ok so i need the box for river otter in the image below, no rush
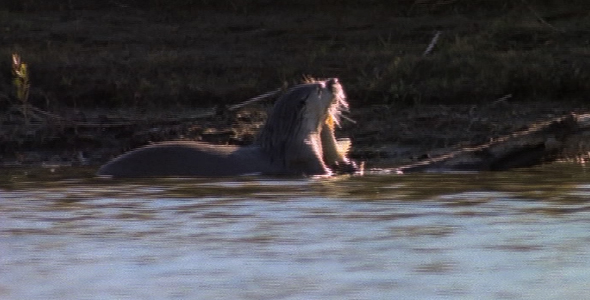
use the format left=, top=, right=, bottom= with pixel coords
left=97, top=78, right=358, bottom=177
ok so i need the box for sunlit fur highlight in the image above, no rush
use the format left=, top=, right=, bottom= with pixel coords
left=257, top=78, right=349, bottom=171
left=97, top=78, right=356, bottom=177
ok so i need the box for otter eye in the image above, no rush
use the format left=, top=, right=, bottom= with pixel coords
left=298, top=98, right=307, bottom=108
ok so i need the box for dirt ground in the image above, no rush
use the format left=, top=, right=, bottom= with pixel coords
left=1, top=3, right=589, bottom=169
left=2, top=99, right=589, bottom=170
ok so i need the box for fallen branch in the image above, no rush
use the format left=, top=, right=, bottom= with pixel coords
left=423, top=31, right=442, bottom=56
left=395, top=113, right=589, bottom=172
left=228, top=88, right=282, bottom=111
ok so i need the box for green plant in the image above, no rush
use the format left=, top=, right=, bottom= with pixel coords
left=11, top=53, right=31, bottom=124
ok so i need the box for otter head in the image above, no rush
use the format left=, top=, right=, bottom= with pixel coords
left=257, top=78, right=357, bottom=175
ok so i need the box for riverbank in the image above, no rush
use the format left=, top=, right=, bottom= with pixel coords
left=1, top=1, right=589, bottom=168
left=2, top=101, right=589, bottom=169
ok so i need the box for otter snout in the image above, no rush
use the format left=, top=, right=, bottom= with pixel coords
left=326, top=78, right=338, bottom=89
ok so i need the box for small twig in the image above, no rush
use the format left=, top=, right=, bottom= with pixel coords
left=491, top=94, right=513, bottom=106
left=228, top=88, right=282, bottom=111
left=27, top=104, right=65, bottom=120
left=520, top=0, right=563, bottom=32
left=423, top=31, right=442, bottom=56
left=8, top=104, right=44, bottom=123
left=66, top=87, right=283, bottom=126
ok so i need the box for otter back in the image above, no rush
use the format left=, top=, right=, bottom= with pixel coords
left=97, top=141, right=283, bottom=177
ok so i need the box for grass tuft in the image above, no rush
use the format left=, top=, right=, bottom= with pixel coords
left=10, top=53, right=31, bottom=123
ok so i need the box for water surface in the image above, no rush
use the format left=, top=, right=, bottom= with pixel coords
left=2, top=164, right=590, bottom=299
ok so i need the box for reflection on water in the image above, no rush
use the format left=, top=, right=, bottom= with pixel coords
left=2, top=164, right=590, bottom=299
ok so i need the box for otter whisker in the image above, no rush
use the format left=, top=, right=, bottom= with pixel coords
left=339, top=114, right=357, bottom=125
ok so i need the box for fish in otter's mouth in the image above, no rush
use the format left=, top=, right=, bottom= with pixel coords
left=325, top=78, right=349, bottom=126
left=257, top=78, right=359, bottom=175
left=320, top=79, right=358, bottom=174
left=97, top=78, right=358, bottom=177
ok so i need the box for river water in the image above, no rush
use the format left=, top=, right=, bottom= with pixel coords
left=2, top=163, right=590, bottom=299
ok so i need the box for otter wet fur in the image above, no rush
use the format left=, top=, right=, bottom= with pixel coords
left=97, top=78, right=359, bottom=177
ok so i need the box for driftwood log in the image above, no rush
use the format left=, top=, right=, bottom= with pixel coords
left=393, top=113, right=590, bottom=173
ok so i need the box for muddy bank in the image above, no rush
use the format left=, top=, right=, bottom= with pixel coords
left=1, top=2, right=589, bottom=170
left=2, top=99, right=590, bottom=170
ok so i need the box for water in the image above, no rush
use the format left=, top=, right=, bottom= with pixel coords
left=2, top=164, right=590, bottom=299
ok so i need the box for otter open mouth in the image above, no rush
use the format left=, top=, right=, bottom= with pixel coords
left=320, top=78, right=358, bottom=174
left=98, top=78, right=359, bottom=177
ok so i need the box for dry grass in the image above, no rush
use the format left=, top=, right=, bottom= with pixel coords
left=1, top=1, right=588, bottom=108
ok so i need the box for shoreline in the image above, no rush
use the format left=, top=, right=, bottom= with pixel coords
left=1, top=2, right=589, bottom=169
left=2, top=100, right=589, bottom=169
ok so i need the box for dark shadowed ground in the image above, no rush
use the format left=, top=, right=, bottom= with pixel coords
left=0, top=1, right=589, bottom=168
